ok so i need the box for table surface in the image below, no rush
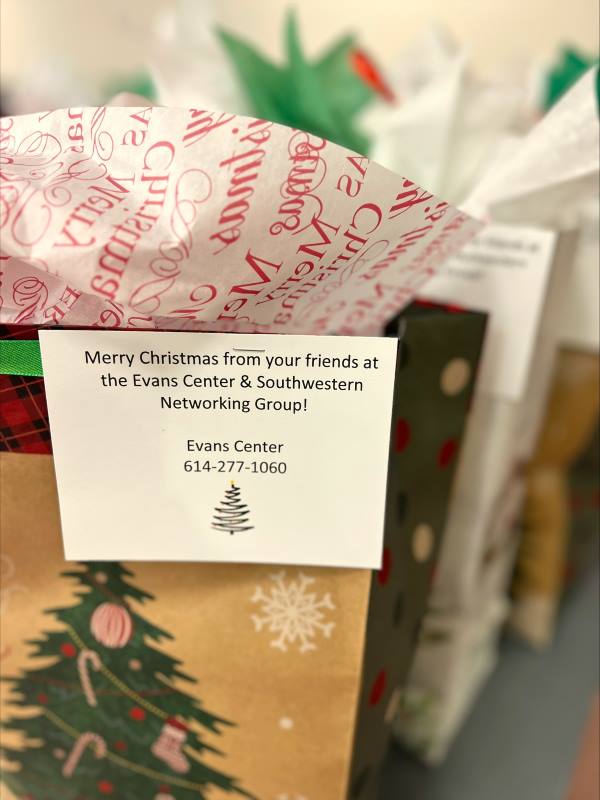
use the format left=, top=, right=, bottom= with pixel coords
left=379, top=557, right=599, bottom=800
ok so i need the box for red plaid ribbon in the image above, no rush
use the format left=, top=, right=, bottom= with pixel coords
left=0, top=326, right=52, bottom=454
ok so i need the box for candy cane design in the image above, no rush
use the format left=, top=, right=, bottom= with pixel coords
left=77, top=649, right=102, bottom=707
left=62, top=732, right=106, bottom=778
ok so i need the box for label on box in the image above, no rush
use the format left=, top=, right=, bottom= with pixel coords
left=39, top=330, right=397, bottom=568
left=420, top=223, right=557, bottom=400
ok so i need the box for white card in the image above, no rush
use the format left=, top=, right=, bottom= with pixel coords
left=39, top=330, right=397, bottom=568
left=420, top=223, right=557, bottom=400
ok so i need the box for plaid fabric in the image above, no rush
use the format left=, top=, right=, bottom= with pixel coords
left=0, top=325, right=52, bottom=454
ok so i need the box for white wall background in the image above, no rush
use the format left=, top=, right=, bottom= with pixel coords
left=1, top=0, right=598, bottom=90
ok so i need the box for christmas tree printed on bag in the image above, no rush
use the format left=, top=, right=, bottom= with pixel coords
left=0, top=563, right=253, bottom=800
left=212, top=482, right=253, bottom=536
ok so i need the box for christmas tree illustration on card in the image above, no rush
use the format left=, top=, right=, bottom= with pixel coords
left=212, top=482, right=253, bottom=536
left=0, top=563, right=252, bottom=800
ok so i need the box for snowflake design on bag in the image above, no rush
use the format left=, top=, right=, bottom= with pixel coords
left=251, top=571, right=335, bottom=653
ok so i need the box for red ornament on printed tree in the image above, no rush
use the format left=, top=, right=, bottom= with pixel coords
left=90, top=602, right=133, bottom=649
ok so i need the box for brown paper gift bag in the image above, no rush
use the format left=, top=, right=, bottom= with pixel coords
left=1, top=452, right=371, bottom=800
left=0, top=304, right=486, bottom=800
left=510, top=347, right=600, bottom=648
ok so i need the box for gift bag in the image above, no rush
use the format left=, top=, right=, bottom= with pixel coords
left=392, top=596, right=508, bottom=765
left=567, top=422, right=600, bottom=582
left=510, top=199, right=600, bottom=648
left=510, top=348, right=600, bottom=647
left=0, top=302, right=487, bottom=799
left=391, top=67, right=599, bottom=762
left=0, top=101, right=486, bottom=797
left=348, top=303, right=486, bottom=796
left=0, top=452, right=373, bottom=800
left=425, top=228, right=579, bottom=612
left=392, top=475, right=523, bottom=764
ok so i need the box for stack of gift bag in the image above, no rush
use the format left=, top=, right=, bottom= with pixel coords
left=0, top=4, right=598, bottom=797
left=364, top=35, right=599, bottom=761
left=0, top=15, right=486, bottom=800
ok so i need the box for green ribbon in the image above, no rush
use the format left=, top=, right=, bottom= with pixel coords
left=0, top=340, right=44, bottom=376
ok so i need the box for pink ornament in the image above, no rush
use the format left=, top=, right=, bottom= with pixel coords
left=90, top=603, right=133, bottom=649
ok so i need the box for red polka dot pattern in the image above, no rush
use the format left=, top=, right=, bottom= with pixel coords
left=129, top=706, right=146, bottom=721
left=60, top=642, right=77, bottom=658
left=368, top=670, right=387, bottom=706
left=114, top=740, right=127, bottom=751
left=394, top=419, right=411, bottom=453
left=36, top=693, right=48, bottom=705
left=437, top=439, right=457, bottom=468
left=377, top=548, right=392, bottom=585
left=429, top=563, right=438, bottom=590
left=98, top=780, right=114, bottom=794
